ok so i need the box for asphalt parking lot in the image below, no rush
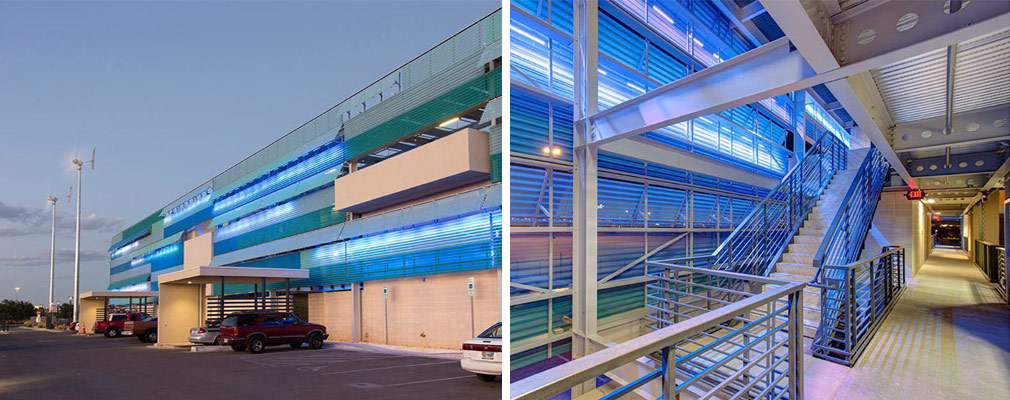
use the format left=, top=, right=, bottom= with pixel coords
left=0, top=328, right=500, bottom=399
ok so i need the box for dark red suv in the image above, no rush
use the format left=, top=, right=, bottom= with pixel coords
left=217, top=311, right=328, bottom=354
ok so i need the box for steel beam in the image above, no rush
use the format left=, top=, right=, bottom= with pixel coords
left=892, top=105, right=1010, bottom=152
left=599, top=138, right=781, bottom=189
left=907, top=150, right=1006, bottom=177
left=587, top=7, right=1008, bottom=148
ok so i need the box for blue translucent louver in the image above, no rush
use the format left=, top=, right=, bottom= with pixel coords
left=130, top=242, right=182, bottom=268
left=213, top=140, right=345, bottom=216
left=299, top=209, right=502, bottom=285
left=805, top=97, right=851, bottom=147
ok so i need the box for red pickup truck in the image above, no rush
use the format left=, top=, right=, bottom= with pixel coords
left=95, top=312, right=152, bottom=338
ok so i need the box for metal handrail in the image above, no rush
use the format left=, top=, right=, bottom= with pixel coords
left=511, top=263, right=806, bottom=400
left=657, top=130, right=847, bottom=275
left=811, top=245, right=905, bottom=366
left=809, top=146, right=893, bottom=366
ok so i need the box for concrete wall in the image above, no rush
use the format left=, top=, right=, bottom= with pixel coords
left=307, top=290, right=353, bottom=342
left=305, top=269, right=501, bottom=349
left=862, top=191, right=931, bottom=275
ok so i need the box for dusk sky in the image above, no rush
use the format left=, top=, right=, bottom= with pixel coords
left=0, top=0, right=498, bottom=305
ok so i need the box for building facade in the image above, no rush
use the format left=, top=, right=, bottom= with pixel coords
left=105, top=10, right=503, bottom=349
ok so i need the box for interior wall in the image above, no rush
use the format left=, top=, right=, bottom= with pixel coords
left=862, top=191, right=929, bottom=275
left=967, top=189, right=1005, bottom=263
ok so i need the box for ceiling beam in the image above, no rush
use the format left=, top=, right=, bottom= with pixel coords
left=961, top=158, right=1010, bottom=214
left=906, top=150, right=1006, bottom=178
left=891, top=105, right=1010, bottom=152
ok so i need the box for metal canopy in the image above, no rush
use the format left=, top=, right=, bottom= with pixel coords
left=157, top=266, right=308, bottom=286
left=79, top=290, right=158, bottom=300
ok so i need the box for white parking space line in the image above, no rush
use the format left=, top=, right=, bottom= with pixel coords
left=319, top=360, right=458, bottom=375
left=383, top=375, right=473, bottom=387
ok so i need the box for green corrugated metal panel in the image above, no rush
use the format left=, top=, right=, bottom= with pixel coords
left=112, top=210, right=162, bottom=247
left=108, top=273, right=150, bottom=290
left=345, top=72, right=493, bottom=160
left=511, top=340, right=571, bottom=371
left=487, top=67, right=502, bottom=98
left=489, top=124, right=502, bottom=155
left=213, top=206, right=346, bottom=255
left=484, top=9, right=502, bottom=44
left=490, top=153, right=502, bottom=183
left=598, top=283, right=645, bottom=319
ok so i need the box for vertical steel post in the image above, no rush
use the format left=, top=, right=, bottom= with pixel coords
left=571, top=0, right=600, bottom=396
left=662, top=346, right=678, bottom=400
left=253, top=284, right=258, bottom=311
left=262, top=278, right=267, bottom=310
left=72, top=164, right=82, bottom=324
left=47, top=196, right=57, bottom=328
left=285, top=278, right=291, bottom=313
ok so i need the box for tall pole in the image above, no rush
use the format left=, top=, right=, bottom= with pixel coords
left=72, top=159, right=83, bottom=323
left=48, top=196, right=58, bottom=327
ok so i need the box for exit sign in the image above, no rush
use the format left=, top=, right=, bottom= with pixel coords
left=905, top=189, right=924, bottom=200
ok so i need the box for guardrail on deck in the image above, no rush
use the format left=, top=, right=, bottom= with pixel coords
left=810, top=246, right=905, bottom=366
left=973, top=240, right=1007, bottom=302
left=511, top=264, right=806, bottom=400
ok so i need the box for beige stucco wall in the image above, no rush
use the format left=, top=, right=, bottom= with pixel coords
left=863, top=191, right=930, bottom=275
left=307, top=290, right=353, bottom=342
left=333, top=128, right=490, bottom=212
left=78, top=298, right=103, bottom=335
left=157, top=283, right=204, bottom=346
left=306, top=269, right=501, bottom=349
left=183, top=232, right=214, bottom=269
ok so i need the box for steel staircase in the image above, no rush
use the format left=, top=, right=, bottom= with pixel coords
left=765, top=148, right=868, bottom=337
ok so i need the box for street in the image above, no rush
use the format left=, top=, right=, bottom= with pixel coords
left=0, top=328, right=500, bottom=399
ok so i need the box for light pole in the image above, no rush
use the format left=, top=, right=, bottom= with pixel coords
left=14, top=287, right=20, bottom=302
left=47, top=195, right=58, bottom=328
left=71, top=149, right=95, bottom=324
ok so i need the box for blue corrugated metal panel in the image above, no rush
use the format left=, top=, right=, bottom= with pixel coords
left=233, top=252, right=301, bottom=269
left=163, top=206, right=213, bottom=237
left=296, top=210, right=500, bottom=287
left=210, top=170, right=339, bottom=228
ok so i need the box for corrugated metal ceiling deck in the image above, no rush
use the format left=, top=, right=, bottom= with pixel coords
left=871, top=28, right=1010, bottom=125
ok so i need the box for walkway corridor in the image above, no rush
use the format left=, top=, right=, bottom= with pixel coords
left=804, top=248, right=1010, bottom=399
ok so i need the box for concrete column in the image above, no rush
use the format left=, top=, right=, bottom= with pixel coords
left=351, top=283, right=362, bottom=342
left=157, top=282, right=203, bottom=346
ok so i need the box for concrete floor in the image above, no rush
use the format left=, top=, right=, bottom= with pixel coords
left=803, top=248, right=1010, bottom=400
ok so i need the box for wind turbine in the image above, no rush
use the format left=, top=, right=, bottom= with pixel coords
left=71, top=148, right=95, bottom=324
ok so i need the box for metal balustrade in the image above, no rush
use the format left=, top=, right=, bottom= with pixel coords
left=655, top=130, right=847, bottom=276
left=809, top=246, right=905, bottom=366
left=809, top=145, right=895, bottom=366
left=974, top=240, right=1007, bottom=302
left=511, top=264, right=805, bottom=400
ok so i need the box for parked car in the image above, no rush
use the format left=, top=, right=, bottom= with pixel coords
left=69, top=321, right=78, bottom=332
left=124, top=317, right=158, bottom=343
left=217, top=311, right=327, bottom=354
left=189, top=324, right=221, bottom=345
left=95, top=312, right=152, bottom=338
left=461, top=322, right=501, bottom=382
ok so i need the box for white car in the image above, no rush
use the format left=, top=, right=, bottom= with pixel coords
left=461, top=322, right=501, bottom=382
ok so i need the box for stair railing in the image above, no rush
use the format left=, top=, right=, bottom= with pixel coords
left=655, top=129, right=848, bottom=276
left=510, top=264, right=805, bottom=400
left=809, top=145, right=899, bottom=365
